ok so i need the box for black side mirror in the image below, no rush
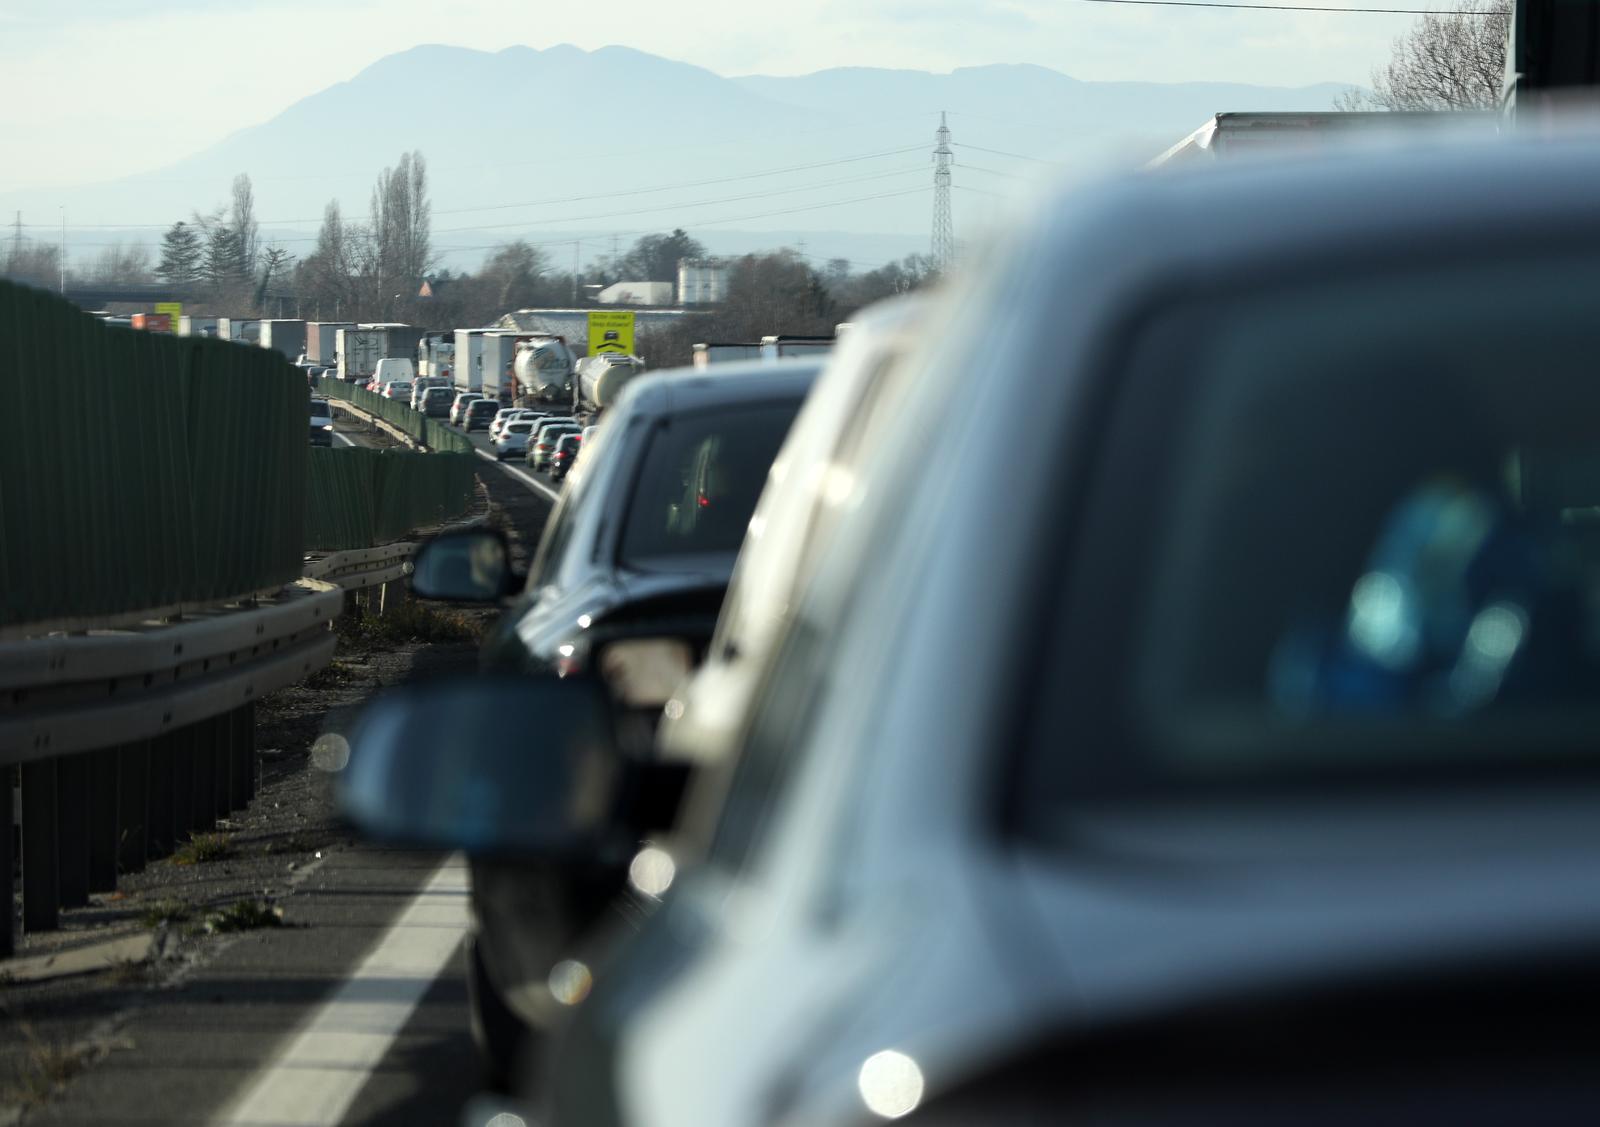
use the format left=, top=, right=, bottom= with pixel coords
left=411, top=528, right=518, bottom=602
left=338, top=674, right=624, bottom=860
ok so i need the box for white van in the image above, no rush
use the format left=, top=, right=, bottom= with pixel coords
left=372, top=357, right=416, bottom=387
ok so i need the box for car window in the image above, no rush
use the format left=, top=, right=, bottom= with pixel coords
left=1022, top=252, right=1600, bottom=812
left=508, top=423, right=533, bottom=434
left=618, top=402, right=800, bottom=569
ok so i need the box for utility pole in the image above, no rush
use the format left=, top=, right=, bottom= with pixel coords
left=931, top=111, right=955, bottom=272
left=572, top=241, right=579, bottom=304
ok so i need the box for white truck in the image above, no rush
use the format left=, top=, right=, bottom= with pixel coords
left=306, top=322, right=353, bottom=365
left=418, top=333, right=456, bottom=380
left=1149, top=111, right=1494, bottom=166
left=336, top=327, right=386, bottom=383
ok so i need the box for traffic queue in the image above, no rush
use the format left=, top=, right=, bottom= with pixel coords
left=335, top=127, right=1600, bottom=1125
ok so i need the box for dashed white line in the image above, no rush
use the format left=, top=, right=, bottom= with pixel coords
left=332, top=431, right=357, bottom=448
left=213, top=857, right=471, bottom=1127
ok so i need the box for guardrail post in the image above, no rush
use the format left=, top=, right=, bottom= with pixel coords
left=192, top=719, right=216, bottom=835
left=212, top=713, right=232, bottom=823
left=119, top=740, right=149, bottom=874
left=171, top=726, right=195, bottom=842
left=230, top=703, right=256, bottom=809
left=88, top=747, right=119, bottom=893
left=2, top=767, right=15, bottom=958
left=21, top=759, right=59, bottom=933
left=147, top=733, right=175, bottom=858
left=56, top=752, right=90, bottom=909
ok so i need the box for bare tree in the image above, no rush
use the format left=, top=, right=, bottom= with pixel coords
left=85, top=241, right=154, bottom=285
left=230, top=173, right=260, bottom=278
left=2, top=239, right=63, bottom=289
left=368, top=151, right=432, bottom=320
left=1336, top=0, right=1510, bottom=111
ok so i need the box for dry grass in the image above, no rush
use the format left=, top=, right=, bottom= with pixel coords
left=171, top=832, right=234, bottom=866
left=2, top=1025, right=99, bottom=1108
left=335, top=601, right=482, bottom=648
left=204, top=900, right=285, bottom=934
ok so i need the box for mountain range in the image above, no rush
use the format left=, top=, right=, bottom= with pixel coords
left=4, top=44, right=1353, bottom=270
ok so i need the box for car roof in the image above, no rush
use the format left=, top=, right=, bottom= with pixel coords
left=1030, top=132, right=1600, bottom=304
left=620, top=357, right=825, bottom=419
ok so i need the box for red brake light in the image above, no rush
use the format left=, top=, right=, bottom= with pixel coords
left=697, top=494, right=711, bottom=508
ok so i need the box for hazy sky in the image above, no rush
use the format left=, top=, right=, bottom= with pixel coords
left=2, top=0, right=1418, bottom=192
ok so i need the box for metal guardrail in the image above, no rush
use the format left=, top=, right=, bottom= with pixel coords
left=1, top=581, right=342, bottom=957
left=303, top=544, right=417, bottom=590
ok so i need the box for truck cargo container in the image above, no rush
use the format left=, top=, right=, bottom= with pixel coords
left=760, top=335, right=834, bottom=362
left=216, top=318, right=261, bottom=343
left=479, top=331, right=528, bottom=403
left=178, top=315, right=221, bottom=338
left=692, top=342, right=764, bottom=369
left=256, top=319, right=307, bottom=360
left=130, top=313, right=173, bottom=332
left=305, top=321, right=353, bottom=364
left=418, top=332, right=456, bottom=380
left=454, top=329, right=492, bottom=393
left=1148, top=111, right=1492, bottom=165
left=357, top=323, right=425, bottom=363
left=336, top=327, right=387, bottom=383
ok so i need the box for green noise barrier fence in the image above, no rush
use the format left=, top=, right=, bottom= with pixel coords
left=315, top=377, right=475, bottom=454
left=305, top=448, right=479, bottom=551
left=0, top=280, right=306, bottom=630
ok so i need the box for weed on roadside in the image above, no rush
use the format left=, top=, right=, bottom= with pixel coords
left=171, top=832, right=234, bottom=866
left=335, top=601, right=482, bottom=649
left=205, top=900, right=285, bottom=934
left=2, top=1025, right=99, bottom=1108
left=138, top=899, right=192, bottom=929
left=303, top=658, right=362, bottom=690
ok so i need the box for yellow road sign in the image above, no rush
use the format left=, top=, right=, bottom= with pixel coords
left=587, top=311, right=635, bottom=356
left=154, top=302, right=182, bottom=331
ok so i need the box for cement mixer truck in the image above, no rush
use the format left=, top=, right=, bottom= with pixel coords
left=512, top=336, right=577, bottom=403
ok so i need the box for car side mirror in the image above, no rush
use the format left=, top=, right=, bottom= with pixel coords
left=338, top=674, right=624, bottom=859
left=410, top=528, right=517, bottom=602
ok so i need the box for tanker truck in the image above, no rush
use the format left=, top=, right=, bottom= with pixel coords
left=512, top=336, right=577, bottom=403
left=575, top=353, right=646, bottom=415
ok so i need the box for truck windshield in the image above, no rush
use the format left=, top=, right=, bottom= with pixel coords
left=619, top=402, right=799, bottom=570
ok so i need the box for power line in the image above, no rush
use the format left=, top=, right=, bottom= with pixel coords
left=960, top=163, right=1029, bottom=180
left=44, top=146, right=931, bottom=230
left=433, top=166, right=928, bottom=235
left=951, top=143, right=1064, bottom=165
left=1068, top=0, right=1488, bottom=11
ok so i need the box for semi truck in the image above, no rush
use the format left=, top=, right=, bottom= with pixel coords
left=418, top=332, right=456, bottom=380
left=760, top=335, right=834, bottom=361
left=256, top=319, right=307, bottom=360
left=178, top=315, right=221, bottom=338
left=454, top=329, right=492, bottom=393
left=305, top=321, right=353, bottom=365
left=479, top=331, right=527, bottom=402
left=512, top=336, right=577, bottom=402
left=336, top=324, right=424, bottom=383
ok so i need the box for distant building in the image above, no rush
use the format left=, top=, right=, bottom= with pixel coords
left=677, top=258, right=728, bottom=306
left=597, top=281, right=674, bottom=306
left=494, top=307, right=709, bottom=356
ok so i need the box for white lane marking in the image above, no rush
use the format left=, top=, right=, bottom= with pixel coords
left=214, top=857, right=471, bottom=1127
left=473, top=446, right=561, bottom=502
left=332, top=431, right=356, bottom=448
